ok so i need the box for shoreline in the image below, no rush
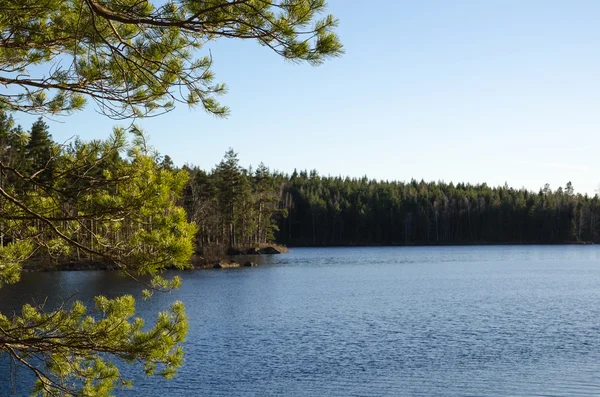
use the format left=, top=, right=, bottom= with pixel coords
left=284, top=241, right=595, bottom=248
left=21, top=245, right=288, bottom=272
left=20, top=242, right=595, bottom=272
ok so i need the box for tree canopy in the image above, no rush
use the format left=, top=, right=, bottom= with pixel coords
left=0, top=119, right=196, bottom=395
left=182, top=154, right=600, bottom=249
left=276, top=174, right=599, bottom=246
left=0, top=0, right=342, bottom=118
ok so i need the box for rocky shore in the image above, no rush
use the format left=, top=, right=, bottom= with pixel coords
left=22, top=246, right=287, bottom=272
left=195, top=245, right=285, bottom=269
left=210, top=259, right=259, bottom=269
left=225, top=246, right=284, bottom=256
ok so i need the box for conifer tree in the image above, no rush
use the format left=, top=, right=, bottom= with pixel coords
left=1, top=125, right=197, bottom=395
left=0, top=0, right=343, bottom=394
left=0, top=0, right=342, bottom=118
left=253, top=163, right=281, bottom=244
left=26, top=117, right=55, bottom=183
left=566, top=182, right=575, bottom=196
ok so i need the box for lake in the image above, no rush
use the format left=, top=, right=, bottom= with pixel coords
left=2, top=246, right=600, bottom=396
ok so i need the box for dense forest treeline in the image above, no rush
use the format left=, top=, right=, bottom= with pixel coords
left=2, top=116, right=598, bottom=265
left=277, top=175, right=598, bottom=246
left=182, top=150, right=600, bottom=248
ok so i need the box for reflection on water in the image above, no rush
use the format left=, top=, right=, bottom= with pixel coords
left=1, top=246, right=600, bottom=396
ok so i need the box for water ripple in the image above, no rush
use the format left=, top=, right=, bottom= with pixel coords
left=2, top=245, right=600, bottom=396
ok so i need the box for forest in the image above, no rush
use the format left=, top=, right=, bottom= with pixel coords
left=0, top=114, right=196, bottom=273
left=2, top=116, right=598, bottom=267
left=275, top=173, right=598, bottom=246
left=184, top=151, right=599, bottom=248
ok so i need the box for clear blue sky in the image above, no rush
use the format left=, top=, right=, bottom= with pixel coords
left=12, top=0, right=600, bottom=195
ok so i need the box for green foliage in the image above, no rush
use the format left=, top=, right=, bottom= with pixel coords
left=277, top=175, right=600, bottom=245
left=180, top=156, right=600, bottom=249
left=0, top=239, right=32, bottom=287
left=26, top=117, right=55, bottom=183
left=1, top=296, right=187, bottom=396
left=0, top=117, right=197, bottom=395
left=0, top=0, right=342, bottom=118
left=181, top=152, right=597, bottom=249
left=0, top=1, right=343, bottom=394
left=0, top=125, right=197, bottom=279
left=183, top=148, right=285, bottom=250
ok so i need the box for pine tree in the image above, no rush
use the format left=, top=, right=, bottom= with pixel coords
left=26, top=117, right=55, bottom=183
left=0, top=1, right=343, bottom=393
left=253, top=163, right=281, bottom=245
left=0, top=0, right=342, bottom=118
left=0, top=127, right=197, bottom=395
left=566, top=181, right=575, bottom=196
left=214, top=149, right=243, bottom=248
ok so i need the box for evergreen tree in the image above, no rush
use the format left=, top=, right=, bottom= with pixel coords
left=214, top=148, right=243, bottom=248
left=0, top=0, right=342, bottom=118
left=160, top=155, right=175, bottom=171
left=0, top=126, right=196, bottom=395
left=26, top=117, right=55, bottom=183
left=566, top=181, right=575, bottom=196
left=253, top=163, right=282, bottom=245
left=0, top=0, right=342, bottom=393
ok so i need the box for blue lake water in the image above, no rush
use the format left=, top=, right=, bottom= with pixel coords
left=2, top=246, right=600, bottom=396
